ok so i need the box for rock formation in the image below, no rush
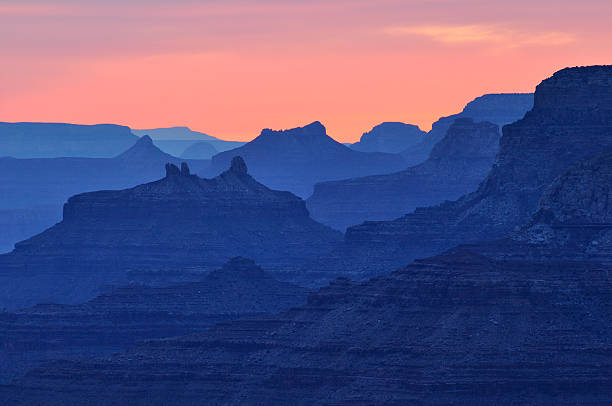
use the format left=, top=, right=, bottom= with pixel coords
left=207, top=121, right=407, bottom=197
left=0, top=122, right=137, bottom=158
left=0, top=257, right=307, bottom=382
left=0, top=136, right=210, bottom=252
left=3, top=251, right=609, bottom=405
left=0, top=157, right=341, bottom=309
left=349, top=122, right=426, bottom=153
left=469, top=147, right=612, bottom=263
left=400, top=93, right=534, bottom=166
left=307, top=119, right=500, bottom=230
left=296, top=66, right=612, bottom=284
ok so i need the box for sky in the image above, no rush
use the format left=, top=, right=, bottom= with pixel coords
left=1, top=0, right=611, bottom=142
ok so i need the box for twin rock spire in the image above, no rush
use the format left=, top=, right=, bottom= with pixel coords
left=165, top=156, right=247, bottom=178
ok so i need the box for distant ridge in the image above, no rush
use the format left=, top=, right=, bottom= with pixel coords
left=133, top=126, right=245, bottom=156
left=350, top=122, right=427, bottom=153
left=208, top=121, right=407, bottom=197
left=0, top=122, right=138, bottom=158
left=400, top=93, right=534, bottom=166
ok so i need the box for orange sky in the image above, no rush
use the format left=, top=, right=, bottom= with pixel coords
left=1, top=0, right=611, bottom=142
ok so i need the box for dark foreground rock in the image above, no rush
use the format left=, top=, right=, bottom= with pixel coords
left=0, top=257, right=307, bottom=383
left=307, top=119, right=500, bottom=230
left=0, top=157, right=340, bottom=309
left=2, top=251, right=610, bottom=405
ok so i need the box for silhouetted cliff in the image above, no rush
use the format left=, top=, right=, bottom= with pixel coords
left=307, top=119, right=500, bottom=230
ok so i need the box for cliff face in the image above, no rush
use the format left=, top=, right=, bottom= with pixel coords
left=4, top=252, right=610, bottom=405
left=0, top=257, right=308, bottom=383
left=0, top=157, right=341, bottom=309
left=469, top=147, right=612, bottom=263
left=0, top=122, right=137, bottom=158
left=207, top=121, right=407, bottom=197
left=349, top=122, right=426, bottom=153
left=400, top=93, right=534, bottom=165
left=298, top=66, right=612, bottom=284
left=307, top=119, right=500, bottom=230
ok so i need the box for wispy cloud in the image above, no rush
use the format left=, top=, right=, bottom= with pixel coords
left=384, top=24, right=576, bottom=47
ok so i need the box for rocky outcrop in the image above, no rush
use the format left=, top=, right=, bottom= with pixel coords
left=3, top=251, right=610, bottom=405
left=307, top=119, right=500, bottom=230
left=298, top=66, right=612, bottom=284
left=207, top=121, right=407, bottom=197
left=0, top=257, right=308, bottom=383
left=349, top=122, right=427, bottom=153
left=0, top=122, right=137, bottom=158
left=0, top=157, right=341, bottom=309
left=400, top=93, right=534, bottom=165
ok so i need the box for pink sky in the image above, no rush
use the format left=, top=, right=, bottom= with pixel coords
left=1, top=0, right=611, bottom=142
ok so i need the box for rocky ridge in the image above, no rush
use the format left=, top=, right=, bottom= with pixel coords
left=0, top=157, right=341, bottom=308
left=2, top=251, right=610, bottom=405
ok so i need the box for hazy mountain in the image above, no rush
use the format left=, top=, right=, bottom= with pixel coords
left=180, top=141, right=218, bottom=159
left=0, top=122, right=137, bottom=158
left=0, top=157, right=340, bottom=309
left=207, top=121, right=407, bottom=197
left=307, top=118, right=501, bottom=230
left=349, top=122, right=426, bottom=153
left=132, top=126, right=244, bottom=156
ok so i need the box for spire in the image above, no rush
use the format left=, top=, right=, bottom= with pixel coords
left=230, top=156, right=248, bottom=175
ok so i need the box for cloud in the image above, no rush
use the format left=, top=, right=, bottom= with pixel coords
left=384, top=24, right=575, bottom=47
